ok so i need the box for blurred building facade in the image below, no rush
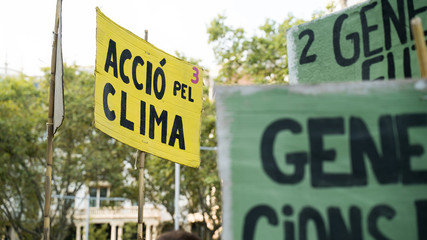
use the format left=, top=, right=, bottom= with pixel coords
left=72, top=181, right=175, bottom=240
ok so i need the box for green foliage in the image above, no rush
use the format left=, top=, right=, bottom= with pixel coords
left=89, top=223, right=110, bottom=240
left=207, top=15, right=247, bottom=84
left=181, top=98, right=220, bottom=240
left=0, top=65, right=132, bottom=239
left=0, top=76, right=45, bottom=239
left=207, top=14, right=303, bottom=84
left=145, top=155, right=176, bottom=216
left=207, top=3, right=335, bottom=84
left=311, top=1, right=337, bottom=20
left=47, top=65, right=132, bottom=239
left=123, top=222, right=138, bottom=240
left=52, top=65, right=131, bottom=192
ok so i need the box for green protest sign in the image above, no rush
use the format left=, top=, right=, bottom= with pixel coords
left=287, top=0, right=427, bottom=83
left=216, top=80, right=427, bottom=240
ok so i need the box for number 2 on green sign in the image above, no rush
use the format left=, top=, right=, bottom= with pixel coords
left=299, top=29, right=317, bottom=65
left=191, top=67, right=199, bottom=84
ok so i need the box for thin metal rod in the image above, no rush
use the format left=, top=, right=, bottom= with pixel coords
left=43, top=0, right=62, bottom=239
left=411, top=17, right=427, bottom=78
left=200, top=146, right=217, bottom=151
left=85, top=196, right=90, bottom=240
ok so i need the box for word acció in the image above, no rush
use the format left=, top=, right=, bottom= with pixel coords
left=104, top=39, right=198, bottom=102
left=101, top=38, right=194, bottom=150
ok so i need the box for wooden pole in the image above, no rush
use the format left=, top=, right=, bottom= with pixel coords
left=43, top=0, right=62, bottom=239
left=411, top=17, right=427, bottom=78
left=137, top=150, right=146, bottom=240
left=174, top=163, right=180, bottom=230
left=137, top=29, right=149, bottom=240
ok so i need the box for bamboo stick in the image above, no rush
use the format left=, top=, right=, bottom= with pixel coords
left=43, top=0, right=62, bottom=239
left=411, top=17, right=427, bottom=78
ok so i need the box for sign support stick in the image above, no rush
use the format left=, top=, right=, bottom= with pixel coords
left=43, top=0, right=62, bottom=239
left=137, top=30, right=149, bottom=240
left=174, top=163, right=180, bottom=230
left=411, top=17, right=427, bottom=78
left=137, top=150, right=146, bottom=240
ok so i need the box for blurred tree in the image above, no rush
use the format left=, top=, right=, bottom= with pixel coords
left=88, top=223, right=110, bottom=240
left=0, top=75, right=45, bottom=239
left=180, top=97, right=220, bottom=240
left=122, top=222, right=138, bottom=240
left=0, top=65, right=133, bottom=239
left=207, top=14, right=304, bottom=84
left=207, top=3, right=335, bottom=84
left=48, top=65, right=132, bottom=240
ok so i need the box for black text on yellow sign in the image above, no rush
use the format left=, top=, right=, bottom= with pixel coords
left=94, top=8, right=203, bottom=167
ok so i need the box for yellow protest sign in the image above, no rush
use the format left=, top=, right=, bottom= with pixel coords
left=95, top=8, right=203, bottom=167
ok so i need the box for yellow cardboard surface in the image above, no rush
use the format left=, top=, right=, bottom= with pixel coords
left=95, top=8, right=203, bottom=167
